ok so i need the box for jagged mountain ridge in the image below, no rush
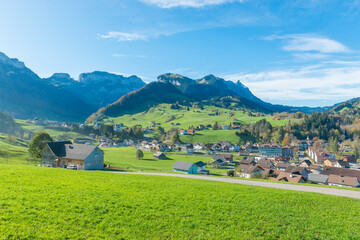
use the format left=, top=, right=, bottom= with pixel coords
left=0, top=52, right=96, bottom=122
left=0, top=52, right=146, bottom=121
left=44, top=71, right=145, bottom=107
left=157, top=73, right=263, bottom=104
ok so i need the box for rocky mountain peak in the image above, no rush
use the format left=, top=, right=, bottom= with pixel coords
left=0, top=52, right=26, bottom=69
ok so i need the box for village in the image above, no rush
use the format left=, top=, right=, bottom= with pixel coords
left=39, top=121, right=360, bottom=188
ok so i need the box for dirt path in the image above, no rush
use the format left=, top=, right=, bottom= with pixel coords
left=111, top=172, right=360, bottom=199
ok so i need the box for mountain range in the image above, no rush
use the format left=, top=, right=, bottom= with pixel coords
left=0, top=51, right=343, bottom=123
left=0, top=52, right=145, bottom=121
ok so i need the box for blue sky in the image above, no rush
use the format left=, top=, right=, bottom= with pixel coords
left=1, top=0, right=360, bottom=107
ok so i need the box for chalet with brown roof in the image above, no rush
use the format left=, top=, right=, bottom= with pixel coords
left=223, top=154, right=234, bottom=162
left=239, top=165, right=264, bottom=178
left=239, top=157, right=254, bottom=165
left=327, top=174, right=360, bottom=187
left=284, top=165, right=309, bottom=180
left=324, top=158, right=338, bottom=167
left=342, top=154, right=357, bottom=163
left=299, top=160, right=312, bottom=167
left=275, top=162, right=290, bottom=170
left=334, top=160, right=350, bottom=168
left=275, top=172, right=306, bottom=183
left=257, top=159, right=275, bottom=169
left=274, top=156, right=290, bottom=163
left=320, top=167, right=360, bottom=182
left=307, top=164, right=322, bottom=173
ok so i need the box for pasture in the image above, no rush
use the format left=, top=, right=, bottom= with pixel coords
left=101, top=104, right=292, bottom=131
left=1, top=164, right=360, bottom=239
left=103, top=147, right=229, bottom=175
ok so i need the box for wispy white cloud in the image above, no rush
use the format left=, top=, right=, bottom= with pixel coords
left=224, top=62, right=360, bottom=106
left=99, top=32, right=148, bottom=41
left=265, top=34, right=350, bottom=54
left=139, top=0, right=244, bottom=8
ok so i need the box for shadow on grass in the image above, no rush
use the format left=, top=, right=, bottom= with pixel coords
left=102, top=168, right=129, bottom=172
left=139, top=158, right=158, bottom=161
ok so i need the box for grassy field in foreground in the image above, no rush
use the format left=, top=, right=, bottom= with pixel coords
left=101, top=104, right=292, bottom=131
left=1, top=164, right=360, bottom=239
left=103, top=147, right=229, bottom=175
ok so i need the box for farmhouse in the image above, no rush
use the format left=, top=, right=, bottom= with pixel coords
left=41, top=141, right=104, bottom=170
left=172, top=161, right=198, bottom=174
left=212, top=155, right=226, bottom=168
left=153, top=152, right=167, bottom=160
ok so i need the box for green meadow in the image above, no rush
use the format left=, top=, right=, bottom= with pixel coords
left=103, top=147, right=229, bottom=175
left=101, top=104, right=291, bottom=131
left=0, top=137, right=29, bottom=165
left=1, top=164, right=360, bottom=239
left=180, top=129, right=244, bottom=144
left=16, top=119, right=88, bottom=140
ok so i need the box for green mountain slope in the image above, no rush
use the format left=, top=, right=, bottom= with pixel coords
left=87, top=82, right=190, bottom=122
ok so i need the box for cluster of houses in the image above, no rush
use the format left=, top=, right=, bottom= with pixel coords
left=178, top=123, right=241, bottom=135
left=233, top=155, right=360, bottom=187
left=171, top=154, right=233, bottom=175
left=32, top=118, right=73, bottom=129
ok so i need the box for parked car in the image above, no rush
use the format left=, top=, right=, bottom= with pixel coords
left=67, top=165, right=77, bottom=170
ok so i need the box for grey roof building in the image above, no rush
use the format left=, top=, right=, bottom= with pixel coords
left=172, top=161, right=199, bottom=174
left=42, top=141, right=104, bottom=170
left=308, top=173, right=329, bottom=184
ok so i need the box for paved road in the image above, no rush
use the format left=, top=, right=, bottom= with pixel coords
left=111, top=172, right=360, bottom=199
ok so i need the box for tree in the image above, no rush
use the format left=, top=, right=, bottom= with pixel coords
left=294, top=150, right=299, bottom=160
left=227, top=170, right=235, bottom=177
left=171, top=130, right=180, bottom=144
left=28, top=132, right=53, bottom=161
left=213, top=122, right=220, bottom=130
left=329, top=136, right=339, bottom=154
left=136, top=149, right=144, bottom=160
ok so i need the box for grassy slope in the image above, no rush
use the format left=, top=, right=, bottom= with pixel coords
left=103, top=147, right=228, bottom=175
left=101, top=104, right=291, bottom=130
left=16, top=119, right=87, bottom=140
left=0, top=137, right=29, bottom=165
left=1, top=164, right=360, bottom=239
left=180, top=129, right=242, bottom=144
